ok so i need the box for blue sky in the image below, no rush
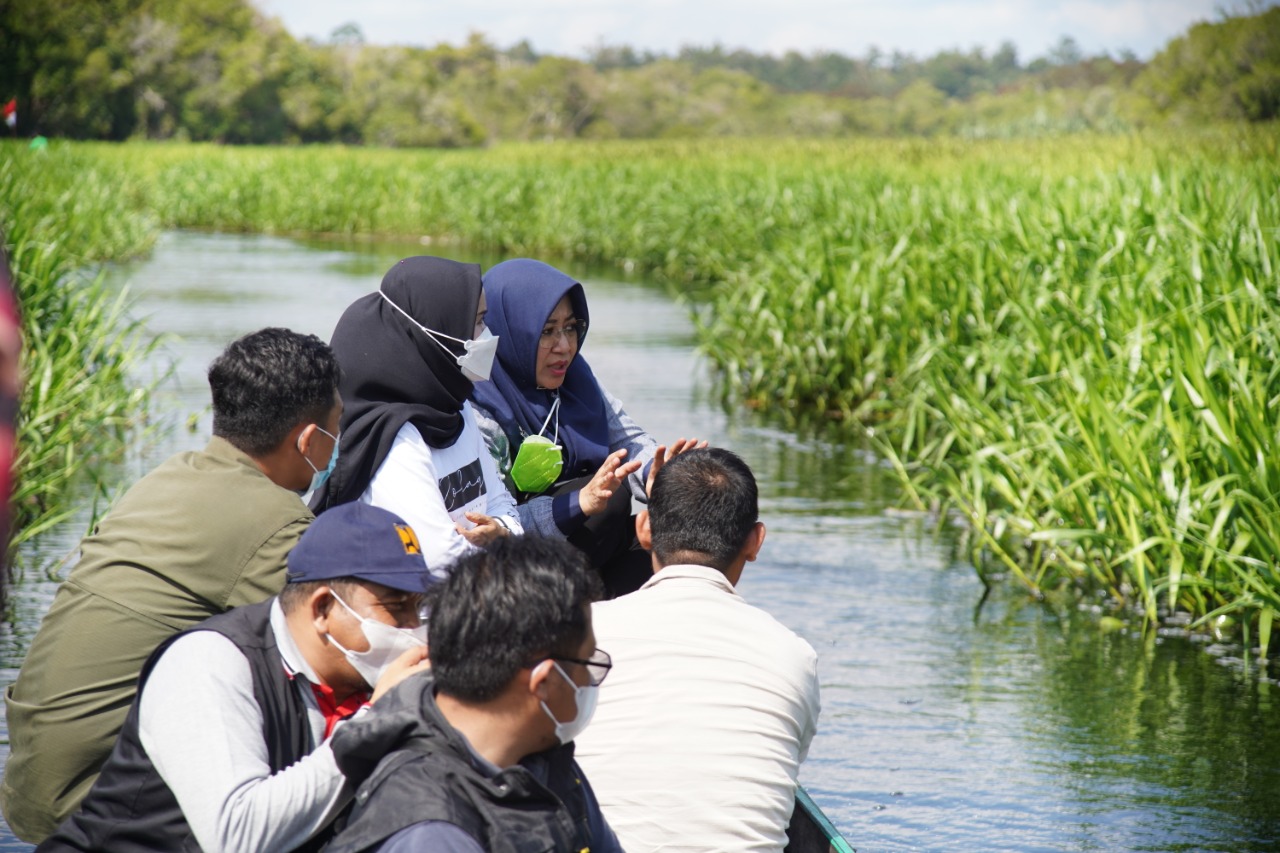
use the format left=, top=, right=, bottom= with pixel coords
left=252, top=0, right=1264, bottom=62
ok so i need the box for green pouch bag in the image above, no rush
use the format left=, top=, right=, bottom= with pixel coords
left=510, top=435, right=564, bottom=494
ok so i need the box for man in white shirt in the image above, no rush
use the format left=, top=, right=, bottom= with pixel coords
left=574, top=447, right=821, bottom=853
left=38, top=502, right=434, bottom=853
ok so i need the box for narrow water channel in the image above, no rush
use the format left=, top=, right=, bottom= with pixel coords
left=3, top=231, right=1279, bottom=851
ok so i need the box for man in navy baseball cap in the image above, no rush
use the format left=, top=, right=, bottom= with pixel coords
left=288, top=501, right=434, bottom=593
left=42, top=502, right=434, bottom=853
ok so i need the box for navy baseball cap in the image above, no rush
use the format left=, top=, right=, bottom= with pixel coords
left=287, top=502, right=432, bottom=593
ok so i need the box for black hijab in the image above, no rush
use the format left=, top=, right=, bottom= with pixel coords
left=312, top=256, right=482, bottom=512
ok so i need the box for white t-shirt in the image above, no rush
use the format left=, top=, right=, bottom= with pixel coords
left=362, top=402, right=522, bottom=578
left=574, top=564, right=821, bottom=853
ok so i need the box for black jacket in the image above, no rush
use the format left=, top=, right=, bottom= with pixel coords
left=324, top=676, right=600, bottom=853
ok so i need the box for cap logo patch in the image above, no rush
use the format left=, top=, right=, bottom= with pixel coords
left=394, top=523, right=421, bottom=555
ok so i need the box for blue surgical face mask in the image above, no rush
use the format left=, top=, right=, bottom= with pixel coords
left=299, top=426, right=340, bottom=493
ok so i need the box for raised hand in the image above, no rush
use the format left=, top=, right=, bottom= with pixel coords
left=645, top=438, right=708, bottom=498
left=370, top=644, right=431, bottom=704
left=580, top=449, right=644, bottom=516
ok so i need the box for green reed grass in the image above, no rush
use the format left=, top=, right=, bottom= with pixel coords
left=10, top=130, right=1279, bottom=652
left=701, top=130, right=1280, bottom=652
left=0, top=143, right=159, bottom=555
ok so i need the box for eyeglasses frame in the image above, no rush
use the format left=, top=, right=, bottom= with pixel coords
left=537, top=319, right=588, bottom=350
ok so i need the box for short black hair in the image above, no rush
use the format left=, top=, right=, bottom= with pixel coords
left=648, top=447, right=758, bottom=572
left=278, top=577, right=358, bottom=615
left=427, top=535, right=601, bottom=703
left=208, top=328, right=341, bottom=456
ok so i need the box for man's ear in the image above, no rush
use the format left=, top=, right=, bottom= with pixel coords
left=743, top=521, right=766, bottom=563
left=636, top=510, right=652, bottom=551
left=293, top=422, right=319, bottom=456
left=528, top=659, right=555, bottom=701
left=310, top=586, right=335, bottom=634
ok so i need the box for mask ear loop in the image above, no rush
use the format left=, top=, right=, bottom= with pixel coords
left=538, top=394, right=561, bottom=446
left=379, top=289, right=468, bottom=364
left=530, top=658, right=553, bottom=694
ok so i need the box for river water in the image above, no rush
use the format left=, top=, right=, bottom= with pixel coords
left=3, top=231, right=1279, bottom=851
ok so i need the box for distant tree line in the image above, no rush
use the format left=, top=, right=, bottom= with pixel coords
left=2, top=0, right=1276, bottom=147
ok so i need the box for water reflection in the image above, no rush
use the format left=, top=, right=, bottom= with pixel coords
left=1026, top=609, right=1280, bottom=851
left=1, top=232, right=1277, bottom=852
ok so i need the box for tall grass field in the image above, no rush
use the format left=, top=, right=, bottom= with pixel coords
left=5, top=129, right=1277, bottom=652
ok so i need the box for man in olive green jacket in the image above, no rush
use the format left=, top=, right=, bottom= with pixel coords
left=2, top=327, right=343, bottom=843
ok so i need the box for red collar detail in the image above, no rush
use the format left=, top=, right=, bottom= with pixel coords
left=309, top=681, right=369, bottom=739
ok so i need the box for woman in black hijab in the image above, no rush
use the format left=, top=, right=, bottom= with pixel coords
left=312, top=256, right=520, bottom=576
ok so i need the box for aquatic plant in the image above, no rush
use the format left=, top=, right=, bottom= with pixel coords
left=10, top=130, right=1279, bottom=651
left=701, top=129, right=1280, bottom=653
left=0, top=143, right=158, bottom=554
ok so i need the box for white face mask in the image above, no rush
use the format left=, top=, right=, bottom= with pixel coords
left=539, top=661, right=599, bottom=744
left=327, top=591, right=427, bottom=690
left=379, top=289, right=499, bottom=382
left=457, top=327, right=498, bottom=382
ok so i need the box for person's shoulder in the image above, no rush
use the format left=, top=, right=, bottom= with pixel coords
left=203, top=449, right=314, bottom=523
left=97, top=443, right=307, bottom=527
left=145, top=628, right=251, bottom=691
left=459, top=402, right=487, bottom=439
left=162, top=627, right=246, bottom=660
left=383, top=421, right=432, bottom=458
left=590, top=588, right=650, bottom=619
left=468, top=384, right=516, bottom=426
left=166, top=440, right=275, bottom=490
left=599, top=384, right=622, bottom=406
left=107, top=446, right=207, bottom=496
left=588, top=586, right=672, bottom=644
left=392, top=420, right=428, bottom=444
left=731, top=595, right=819, bottom=658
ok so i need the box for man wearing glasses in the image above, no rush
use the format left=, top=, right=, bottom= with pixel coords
left=323, top=534, right=623, bottom=853
left=575, top=447, right=822, bottom=852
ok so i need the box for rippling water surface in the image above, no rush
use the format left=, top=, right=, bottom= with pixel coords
left=3, top=232, right=1279, bottom=851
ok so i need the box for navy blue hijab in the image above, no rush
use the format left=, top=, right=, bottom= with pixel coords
left=471, top=259, right=610, bottom=483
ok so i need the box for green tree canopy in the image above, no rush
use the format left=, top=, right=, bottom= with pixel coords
left=1, top=0, right=1272, bottom=146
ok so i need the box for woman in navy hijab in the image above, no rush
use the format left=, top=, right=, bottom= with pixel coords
left=472, top=259, right=702, bottom=597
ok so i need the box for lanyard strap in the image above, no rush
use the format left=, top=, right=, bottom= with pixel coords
left=538, top=394, right=561, bottom=445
